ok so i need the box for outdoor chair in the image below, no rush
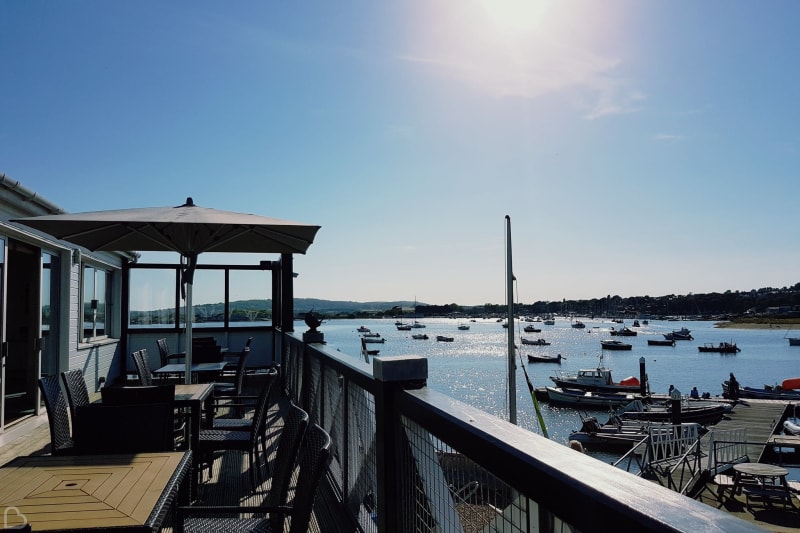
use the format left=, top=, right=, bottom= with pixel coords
left=60, top=369, right=91, bottom=426
left=157, top=337, right=185, bottom=366
left=132, top=349, right=155, bottom=386
left=210, top=370, right=278, bottom=465
left=37, top=375, right=75, bottom=455
left=197, top=378, right=283, bottom=492
left=73, top=402, right=176, bottom=454
left=156, top=338, right=185, bottom=382
left=213, top=346, right=251, bottom=405
left=177, top=422, right=331, bottom=533
left=222, top=337, right=253, bottom=372
left=101, top=383, right=189, bottom=449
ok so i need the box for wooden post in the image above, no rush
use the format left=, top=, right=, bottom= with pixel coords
left=373, top=355, right=428, bottom=532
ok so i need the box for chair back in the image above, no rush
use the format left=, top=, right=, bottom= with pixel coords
left=229, top=348, right=251, bottom=396
left=132, top=349, right=154, bottom=386
left=37, top=375, right=74, bottom=455
left=281, top=424, right=332, bottom=533
left=266, top=404, right=309, bottom=508
left=156, top=338, right=170, bottom=367
left=101, top=384, right=176, bottom=405
left=60, top=369, right=90, bottom=424
left=73, top=402, right=175, bottom=453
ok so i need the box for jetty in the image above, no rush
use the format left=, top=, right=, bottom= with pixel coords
left=699, top=399, right=789, bottom=462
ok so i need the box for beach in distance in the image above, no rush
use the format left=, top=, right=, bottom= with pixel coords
left=316, top=316, right=800, bottom=455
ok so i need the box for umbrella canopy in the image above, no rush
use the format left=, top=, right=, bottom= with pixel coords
left=13, top=198, right=321, bottom=382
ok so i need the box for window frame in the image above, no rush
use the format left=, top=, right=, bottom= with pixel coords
left=81, top=262, right=114, bottom=343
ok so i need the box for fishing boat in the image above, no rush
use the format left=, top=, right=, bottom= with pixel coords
left=698, top=342, right=740, bottom=353
left=527, top=353, right=563, bottom=364
left=521, top=338, right=550, bottom=346
left=544, top=387, right=643, bottom=408
left=600, top=340, right=632, bottom=351
left=647, top=339, right=675, bottom=346
left=550, top=356, right=643, bottom=393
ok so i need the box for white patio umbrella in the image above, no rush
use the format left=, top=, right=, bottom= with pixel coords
left=13, top=198, right=320, bottom=383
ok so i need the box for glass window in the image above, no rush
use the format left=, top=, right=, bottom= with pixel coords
left=82, top=264, right=112, bottom=341
left=190, top=269, right=224, bottom=327
left=129, top=268, right=178, bottom=328
left=229, top=270, right=271, bottom=327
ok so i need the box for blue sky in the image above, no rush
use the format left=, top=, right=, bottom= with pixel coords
left=2, top=1, right=798, bottom=306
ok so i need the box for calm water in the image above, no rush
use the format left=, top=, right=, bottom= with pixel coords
left=310, top=317, right=799, bottom=456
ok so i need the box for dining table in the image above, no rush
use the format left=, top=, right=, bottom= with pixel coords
left=0, top=451, right=191, bottom=532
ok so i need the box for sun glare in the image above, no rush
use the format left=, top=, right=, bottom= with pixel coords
left=477, top=0, right=553, bottom=33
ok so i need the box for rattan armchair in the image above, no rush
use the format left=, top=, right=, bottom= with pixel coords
left=177, top=422, right=331, bottom=533
left=37, top=375, right=75, bottom=455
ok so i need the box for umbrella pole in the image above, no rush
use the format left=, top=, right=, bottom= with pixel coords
left=185, top=282, right=193, bottom=384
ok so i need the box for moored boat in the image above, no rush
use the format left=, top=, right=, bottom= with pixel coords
left=436, top=335, right=454, bottom=342
left=615, top=399, right=731, bottom=426
left=362, top=336, right=386, bottom=344
left=722, top=381, right=800, bottom=400
left=521, top=337, right=550, bottom=346
left=527, top=353, right=563, bottom=364
left=523, top=325, right=541, bottom=333
left=600, top=339, right=632, bottom=350
left=357, top=326, right=370, bottom=333
left=609, top=327, right=637, bottom=337
left=550, top=356, right=643, bottom=393
left=544, top=387, right=642, bottom=408
left=663, top=327, right=693, bottom=340
left=411, top=333, right=429, bottom=340
left=648, top=339, right=675, bottom=346
left=571, top=320, right=586, bottom=329
left=698, top=342, right=740, bottom=353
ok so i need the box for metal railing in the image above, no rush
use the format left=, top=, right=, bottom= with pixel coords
left=280, top=332, right=764, bottom=533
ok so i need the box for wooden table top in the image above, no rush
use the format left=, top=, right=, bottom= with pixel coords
left=0, top=451, right=190, bottom=531
left=733, top=462, right=789, bottom=478
left=174, top=383, right=214, bottom=402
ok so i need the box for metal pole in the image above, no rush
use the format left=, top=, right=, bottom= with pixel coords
left=506, top=215, right=516, bottom=424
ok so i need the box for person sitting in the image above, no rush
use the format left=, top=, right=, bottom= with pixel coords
left=690, top=386, right=700, bottom=399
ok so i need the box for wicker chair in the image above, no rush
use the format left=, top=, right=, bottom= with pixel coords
left=73, top=402, right=176, bottom=454
left=37, top=375, right=75, bottom=455
left=60, top=369, right=91, bottom=425
left=197, top=379, right=279, bottom=492
left=132, top=349, right=155, bottom=386
left=177, top=422, right=331, bottom=533
left=100, top=384, right=189, bottom=449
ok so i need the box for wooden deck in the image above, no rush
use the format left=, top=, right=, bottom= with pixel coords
left=698, top=399, right=789, bottom=462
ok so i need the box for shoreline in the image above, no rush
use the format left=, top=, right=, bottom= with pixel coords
left=715, top=320, right=800, bottom=330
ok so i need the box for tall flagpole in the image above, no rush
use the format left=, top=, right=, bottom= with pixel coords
left=506, top=215, right=516, bottom=424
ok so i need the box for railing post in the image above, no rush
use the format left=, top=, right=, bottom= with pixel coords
left=373, top=355, right=427, bottom=533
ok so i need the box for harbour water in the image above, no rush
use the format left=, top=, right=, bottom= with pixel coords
left=312, top=317, right=799, bottom=458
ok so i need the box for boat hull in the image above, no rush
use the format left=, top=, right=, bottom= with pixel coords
left=648, top=339, right=675, bottom=346
left=601, top=341, right=632, bottom=350
left=544, top=387, right=642, bottom=408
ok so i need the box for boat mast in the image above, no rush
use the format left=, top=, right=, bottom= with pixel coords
left=506, top=215, right=516, bottom=424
